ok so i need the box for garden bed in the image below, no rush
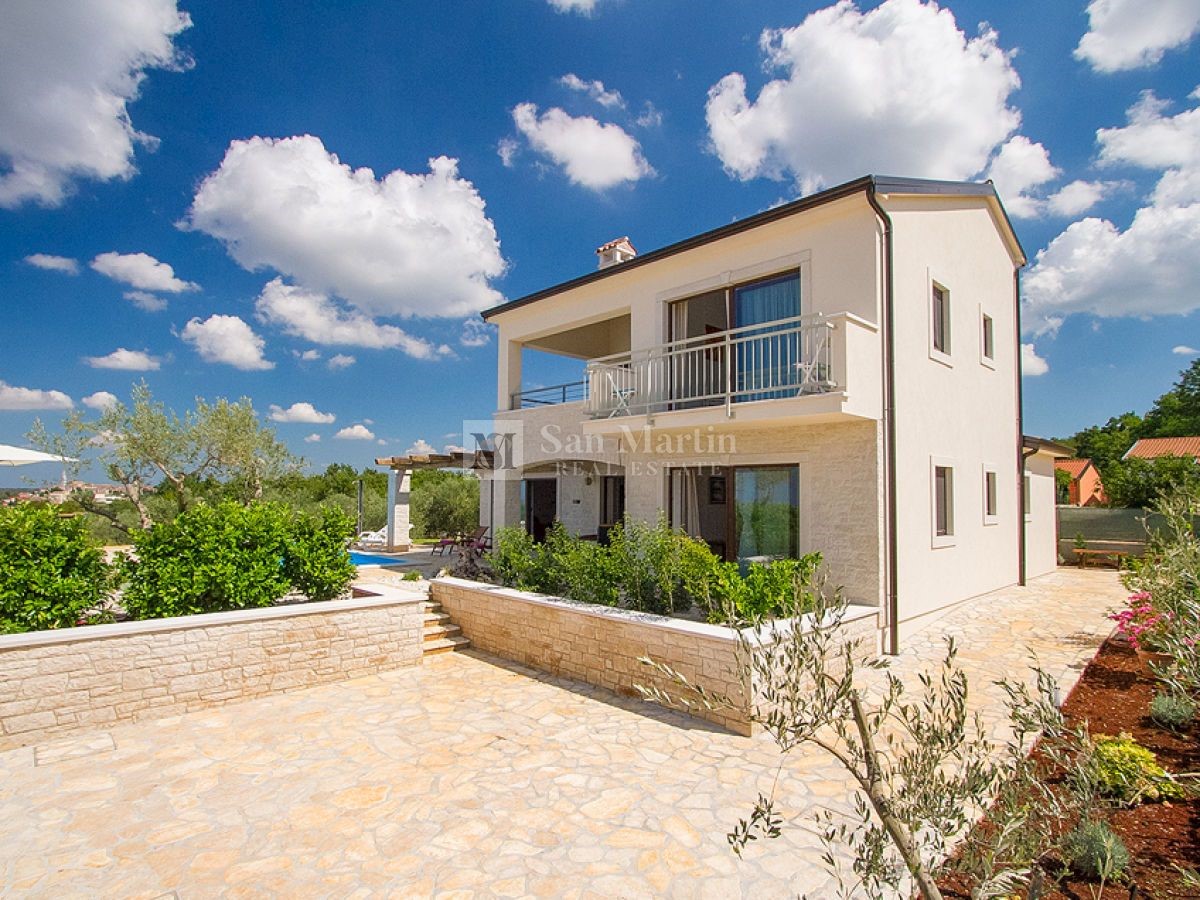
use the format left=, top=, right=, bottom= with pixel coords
left=939, top=636, right=1199, bottom=899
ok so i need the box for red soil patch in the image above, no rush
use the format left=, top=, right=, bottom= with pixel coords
left=941, top=638, right=1199, bottom=899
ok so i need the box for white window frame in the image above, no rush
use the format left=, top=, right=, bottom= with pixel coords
left=982, top=464, right=999, bottom=526
left=1023, top=474, right=1033, bottom=522
left=929, top=277, right=952, bottom=367
left=980, top=307, right=996, bottom=370
left=930, top=457, right=956, bottom=548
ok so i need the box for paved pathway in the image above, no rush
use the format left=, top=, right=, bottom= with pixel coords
left=0, top=569, right=1126, bottom=898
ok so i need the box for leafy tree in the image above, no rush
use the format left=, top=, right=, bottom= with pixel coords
left=410, top=469, right=479, bottom=539
left=1142, top=357, right=1200, bottom=437
left=1063, top=411, right=1144, bottom=472
left=1101, top=456, right=1200, bottom=508
left=29, top=382, right=300, bottom=534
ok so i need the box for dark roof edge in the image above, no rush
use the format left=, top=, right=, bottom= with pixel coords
left=1023, top=435, right=1074, bottom=458
left=482, top=174, right=1022, bottom=321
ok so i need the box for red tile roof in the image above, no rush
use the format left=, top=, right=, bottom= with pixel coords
left=1055, top=458, right=1093, bottom=478
left=1124, top=437, right=1200, bottom=461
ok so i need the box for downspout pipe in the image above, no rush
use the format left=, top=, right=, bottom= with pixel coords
left=866, top=179, right=900, bottom=656
left=1015, top=268, right=1028, bottom=586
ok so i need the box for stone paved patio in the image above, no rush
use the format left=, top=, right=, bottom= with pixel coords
left=0, top=569, right=1125, bottom=898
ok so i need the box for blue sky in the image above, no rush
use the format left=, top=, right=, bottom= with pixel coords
left=2, top=0, right=1199, bottom=486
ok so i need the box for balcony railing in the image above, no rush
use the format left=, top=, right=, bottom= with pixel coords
left=584, top=314, right=836, bottom=419
left=511, top=379, right=588, bottom=410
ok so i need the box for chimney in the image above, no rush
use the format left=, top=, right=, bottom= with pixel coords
left=596, top=236, right=637, bottom=270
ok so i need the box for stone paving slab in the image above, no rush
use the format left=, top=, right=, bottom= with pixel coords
left=0, top=569, right=1126, bottom=898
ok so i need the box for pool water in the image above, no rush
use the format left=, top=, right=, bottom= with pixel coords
left=349, top=551, right=408, bottom=567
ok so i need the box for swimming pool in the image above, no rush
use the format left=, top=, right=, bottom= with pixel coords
left=349, top=551, right=408, bottom=567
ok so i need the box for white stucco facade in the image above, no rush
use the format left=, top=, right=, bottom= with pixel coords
left=477, top=176, right=1061, bottom=649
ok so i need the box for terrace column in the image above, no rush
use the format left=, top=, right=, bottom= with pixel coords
left=497, top=339, right=522, bottom=411
left=386, top=467, right=412, bottom=551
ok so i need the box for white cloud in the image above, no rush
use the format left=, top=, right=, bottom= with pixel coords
left=547, top=0, right=599, bottom=13
left=1046, top=180, right=1112, bottom=217
left=185, top=135, right=506, bottom=318
left=24, top=254, right=79, bottom=275
left=180, top=314, right=273, bottom=370
left=704, top=0, right=1020, bottom=194
left=304, top=433, right=321, bottom=443
left=460, top=318, right=493, bottom=348
left=512, top=103, right=654, bottom=191
left=335, top=424, right=375, bottom=441
left=635, top=102, right=663, bottom=129
left=1097, top=90, right=1200, bottom=205
left=0, top=0, right=191, bottom=208
left=406, top=438, right=436, bottom=455
left=497, top=138, right=519, bottom=168
left=1021, top=343, right=1049, bottom=377
left=254, top=278, right=450, bottom=360
left=560, top=73, right=624, bottom=108
left=1024, top=205, right=1200, bottom=335
left=82, top=391, right=119, bottom=410
left=0, top=381, right=73, bottom=411
left=1075, top=0, right=1200, bottom=73
left=1025, top=89, right=1200, bottom=335
left=91, top=251, right=198, bottom=293
left=123, top=290, right=167, bottom=312
left=268, top=402, right=335, bottom=424
left=293, top=348, right=321, bottom=361
left=1173, top=345, right=1199, bottom=356
left=327, top=353, right=356, bottom=370
left=984, top=136, right=1060, bottom=218
left=84, top=347, right=161, bottom=370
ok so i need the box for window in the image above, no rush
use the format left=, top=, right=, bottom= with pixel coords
left=981, top=311, right=995, bottom=364
left=983, top=466, right=998, bottom=525
left=932, top=460, right=955, bottom=547
left=1023, top=474, right=1032, bottom=521
left=931, top=283, right=951, bottom=357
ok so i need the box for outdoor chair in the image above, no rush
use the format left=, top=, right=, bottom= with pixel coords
left=461, top=526, right=491, bottom=552
left=355, top=527, right=387, bottom=548
left=431, top=531, right=463, bottom=556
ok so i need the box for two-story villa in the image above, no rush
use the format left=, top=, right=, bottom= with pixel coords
left=473, top=175, right=1065, bottom=653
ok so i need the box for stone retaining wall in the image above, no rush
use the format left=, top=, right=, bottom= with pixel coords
left=0, top=583, right=424, bottom=750
left=431, top=577, right=880, bottom=735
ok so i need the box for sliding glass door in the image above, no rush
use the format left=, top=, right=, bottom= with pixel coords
left=734, top=273, right=801, bottom=402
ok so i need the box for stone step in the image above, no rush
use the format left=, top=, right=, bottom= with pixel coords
left=423, top=635, right=471, bottom=655
left=423, top=623, right=463, bottom=641
left=423, top=611, right=452, bottom=625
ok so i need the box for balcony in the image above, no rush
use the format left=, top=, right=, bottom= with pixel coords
left=584, top=313, right=843, bottom=419
left=504, top=312, right=880, bottom=426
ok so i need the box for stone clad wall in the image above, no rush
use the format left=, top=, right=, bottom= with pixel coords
left=433, top=577, right=751, bottom=734
left=0, top=584, right=423, bottom=750
left=432, top=577, right=881, bottom=736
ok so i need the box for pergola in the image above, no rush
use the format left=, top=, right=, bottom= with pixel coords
left=374, top=449, right=494, bottom=551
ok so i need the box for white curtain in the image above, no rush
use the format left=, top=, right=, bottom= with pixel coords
left=670, top=468, right=701, bottom=536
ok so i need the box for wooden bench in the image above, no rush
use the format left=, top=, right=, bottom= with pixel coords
left=1075, top=548, right=1128, bottom=569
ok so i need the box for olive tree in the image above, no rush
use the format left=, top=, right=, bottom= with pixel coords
left=29, top=382, right=299, bottom=534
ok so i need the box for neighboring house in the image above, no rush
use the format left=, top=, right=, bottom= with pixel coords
left=1055, top=458, right=1107, bottom=506
left=463, top=174, right=1063, bottom=653
left=1123, top=436, right=1200, bottom=463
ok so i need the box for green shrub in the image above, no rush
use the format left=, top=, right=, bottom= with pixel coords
left=122, top=501, right=293, bottom=618
left=0, top=504, right=110, bottom=633
left=402, top=571, right=422, bottom=582
left=283, top=506, right=356, bottom=602
left=490, top=526, right=548, bottom=590
left=1150, top=690, right=1196, bottom=731
left=122, top=500, right=356, bottom=619
left=1081, top=732, right=1184, bottom=804
left=1061, top=819, right=1130, bottom=881
left=490, top=517, right=823, bottom=620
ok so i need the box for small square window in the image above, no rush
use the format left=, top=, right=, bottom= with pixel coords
left=932, top=284, right=951, bottom=356
left=933, top=463, right=954, bottom=543
left=981, top=313, right=994, bottom=361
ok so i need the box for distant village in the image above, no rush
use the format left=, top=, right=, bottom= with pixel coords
left=0, top=480, right=127, bottom=507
